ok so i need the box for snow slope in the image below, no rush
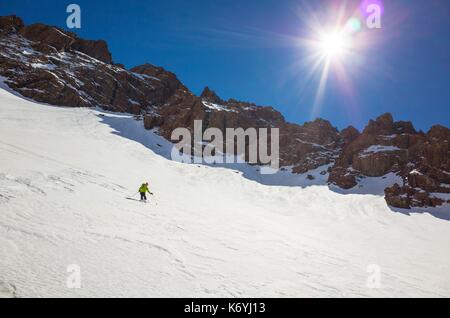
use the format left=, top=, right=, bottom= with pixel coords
left=0, top=85, right=450, bottom=298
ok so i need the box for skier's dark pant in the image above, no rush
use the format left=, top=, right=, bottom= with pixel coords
left=140, top=192, right=147, bottom=201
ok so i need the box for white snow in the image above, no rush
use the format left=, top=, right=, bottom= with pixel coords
left=128, top=99, right=140, bottom=106
left=430, top=193, right=450, bottom=201
left=202, top=101, right=236, bottom=113
left=30, top=63, right=56, bottom=70
left=295, top=138, right=321, bottom=148
left=381, top=135, right=397, bottom=140
left=131, top=72, right=161, bottom=82
left=1, top=84, right=450, bottom=298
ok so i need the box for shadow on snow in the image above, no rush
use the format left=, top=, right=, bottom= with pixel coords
left=97, top=111, right=450, bottom=221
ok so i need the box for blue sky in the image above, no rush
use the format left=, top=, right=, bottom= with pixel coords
left=1, top=0, right=449, bottom=131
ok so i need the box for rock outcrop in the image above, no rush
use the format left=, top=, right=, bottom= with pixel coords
left=0, top=15, right=24, bottom=34
left=328, top=113, right=449, bottom=209
left=200, top=86, right=223, bottom=104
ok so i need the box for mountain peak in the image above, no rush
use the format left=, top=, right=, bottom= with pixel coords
left=200, top=86, right=222, bottom=104
left=364, top=112, right=395, bottom=135
left=0, top=15, right=24, bottom=34
left=1, top=16, right=114, bottom=64
left=376, top=112, right=394, bottom=124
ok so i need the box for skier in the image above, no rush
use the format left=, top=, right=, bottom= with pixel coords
left=138, top=182, right=153, bottom=201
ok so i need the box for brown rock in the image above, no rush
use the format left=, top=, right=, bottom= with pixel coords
left=328, top=167, right=357, bottom=189
left=407, top=171, right=439, bottom=192
left=71, top=39, right=112, bottom=64
left=200, top=87, right=222, bottom=104
left=20, top=24, right=75, bottom=52
left=363, top=113, right=394, bottom=135
left=427, top=125, right=450, bottom=140
left=144, top=115, right=165, bottom=130
left=385, top=184, right=411, bottom=209
left=340, top=126, right=360, bottom=145
left=18, top=22, right=114, bottom=64
left=0, top=15, right=24, bottom=34
left=352, top=150, right=408, bottom=177
left=394, top=121, right=417, bottom=134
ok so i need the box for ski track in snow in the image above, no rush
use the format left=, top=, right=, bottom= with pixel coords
left=0, top=85, right=450, bottom=297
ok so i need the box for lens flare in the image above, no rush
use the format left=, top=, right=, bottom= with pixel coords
left=345, top=17, right=362, bottom=33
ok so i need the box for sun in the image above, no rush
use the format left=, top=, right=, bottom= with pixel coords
left=319, top=32, right=350, bottom=59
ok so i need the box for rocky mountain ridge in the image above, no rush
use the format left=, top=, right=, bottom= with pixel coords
left=0, top=15, right=448, bottom=210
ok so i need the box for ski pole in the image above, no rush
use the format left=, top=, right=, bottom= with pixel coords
left=150, top=193, right=158, bottom=206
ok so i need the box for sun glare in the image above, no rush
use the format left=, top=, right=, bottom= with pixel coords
left=320, top=32, right=350, bottom=59
left=288, top=1, right=377, bottom=119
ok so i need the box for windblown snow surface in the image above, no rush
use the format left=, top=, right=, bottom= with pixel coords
left=0, top=84, right=449, bottom=298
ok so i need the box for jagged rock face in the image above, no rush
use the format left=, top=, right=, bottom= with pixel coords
left=71, top=39, right=113, bottom=65
left=0, top=17, right=176, bottom=113
left=200, top=86, right=222, bottom=104
left=19, top=23, right=76, bottom=52
left=385, top=180, right=447, bottom=209
left=330, top=113, right=450, bottom=208
left=330, top=113, right=417, bottom=181
left=18, top=23, right=113, bottom=64
left=384, top=184, right=411, bottom=209
left=352, top=149, right=408, bottom=177
left=130, top=64, right=186, bottom=101
left=0, top=15, right=24, bottom=34
left=328, top=167, right=358, bottom=189
left=423, top=126, right=450, bottom=169
left=362, top=113, right=418, bottom=135
left=143, top=85, right=341, bottom=169
left=0, top=15, right=449, bottom=210
left=386, top=128, right=450, bottom=209
left=340, top=126, right=360, bottom=146
left=284, top=119, right=340, bottom=173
